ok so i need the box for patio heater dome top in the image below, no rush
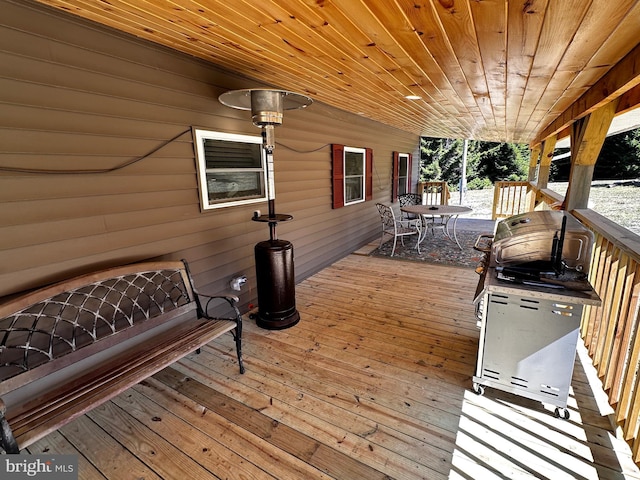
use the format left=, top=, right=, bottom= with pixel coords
left=218, top=88, right=312, bottom=127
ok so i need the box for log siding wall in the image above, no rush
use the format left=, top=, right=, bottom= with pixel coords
left=0, top=0, right=419, bottom=307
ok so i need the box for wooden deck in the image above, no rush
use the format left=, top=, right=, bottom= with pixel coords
left=25, top=254, right=640, bottom=479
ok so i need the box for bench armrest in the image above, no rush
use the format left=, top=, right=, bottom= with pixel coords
left=196, top=293, right=245, bottom=374
left=198, top=293, right=241, bottom=321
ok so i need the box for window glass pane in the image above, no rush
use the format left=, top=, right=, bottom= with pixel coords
left=206, top=172, right=264, bottom=203
left=345, top=151, right=364, bottom=175
left=345, top=177, right=364, bottom=203
left=399, top=159, right=408, bottom=177
left=203, top=139, right=262, bottom=169
left=398, top=178, right=408, bottom=195
left=397, top=154, right=409, bottom=196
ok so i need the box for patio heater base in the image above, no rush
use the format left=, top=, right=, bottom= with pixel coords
left=254, top=239, right=300, bottom=330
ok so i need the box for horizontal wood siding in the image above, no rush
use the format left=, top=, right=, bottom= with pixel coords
left=0, top=0, right=419, bottom=306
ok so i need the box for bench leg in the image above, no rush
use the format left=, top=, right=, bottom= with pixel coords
left=199, top=291, right=245, bottom=374
left=223, top=301, right=245, bottom=374
left=234, top=322, right=245, bottom=374
left=0, top=399, right=19, bottom=454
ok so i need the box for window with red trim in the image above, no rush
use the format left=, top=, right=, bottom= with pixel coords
left=332, top=144, right=373, bottom=208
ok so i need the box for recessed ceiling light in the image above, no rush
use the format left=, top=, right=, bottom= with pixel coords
left=405, top=95, right=422, bottom=100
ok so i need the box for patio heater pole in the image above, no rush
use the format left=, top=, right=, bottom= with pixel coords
left=219, top=89, right=312, bottom=330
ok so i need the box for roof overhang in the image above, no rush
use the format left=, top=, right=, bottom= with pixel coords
left=31, top=0, right=640, bottom=145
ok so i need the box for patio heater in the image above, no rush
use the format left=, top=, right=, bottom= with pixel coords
left=218, top=88, right=312, bottom=329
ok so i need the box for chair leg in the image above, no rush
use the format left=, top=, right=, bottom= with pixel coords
left=380, top=228, right=385, bottom=249
left=391, top=236, right=397, bottom=256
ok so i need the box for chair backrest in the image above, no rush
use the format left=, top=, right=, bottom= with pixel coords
left=398, top=193, right=422, bottom=208
left=376, top=203, right=396, bottom=228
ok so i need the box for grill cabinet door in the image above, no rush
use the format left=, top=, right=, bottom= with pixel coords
left=479, top=293, right=582, bottom=407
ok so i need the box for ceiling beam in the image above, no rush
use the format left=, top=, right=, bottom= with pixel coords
left=533, top=42, right=640, bottom=147
left=564, top=100, right=618, bottom=211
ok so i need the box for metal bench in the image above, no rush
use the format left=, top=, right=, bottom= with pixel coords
left=0, top=260, right=244, bottom=453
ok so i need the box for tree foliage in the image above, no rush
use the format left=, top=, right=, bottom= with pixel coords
left=550, top=128, right=640, bottom=181
left=422, top=127, right=640, bottom=188
left=420, top=137, right=529, bottom=190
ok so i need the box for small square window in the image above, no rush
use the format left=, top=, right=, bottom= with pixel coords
left=193, top=128, right=267, bottom=210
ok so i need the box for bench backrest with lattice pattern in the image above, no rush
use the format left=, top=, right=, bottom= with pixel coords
left=0, top=261, right=198, bottom=394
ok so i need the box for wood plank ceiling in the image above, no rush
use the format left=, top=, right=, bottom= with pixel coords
left=33, top=0, right=640, bottom=144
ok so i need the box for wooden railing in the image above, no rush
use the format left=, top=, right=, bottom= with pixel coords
left=572, top=209, right=640, bottom=463
left=491, top=181, right=535, bottom=219
left=417, top=181, right=450, bottom=205
left=536, top=187, right=564, bottom=209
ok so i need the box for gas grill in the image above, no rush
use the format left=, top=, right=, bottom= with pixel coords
left=472, top=211, right=601, bottom=419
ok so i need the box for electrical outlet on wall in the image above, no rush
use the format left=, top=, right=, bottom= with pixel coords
left=230, top=275, right=247, bottom=291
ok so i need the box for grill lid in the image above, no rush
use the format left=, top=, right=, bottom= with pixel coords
left=491, top=211, right=594, bottom=271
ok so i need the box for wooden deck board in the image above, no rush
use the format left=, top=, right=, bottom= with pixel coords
left=24, top=254, right=640, bottom=479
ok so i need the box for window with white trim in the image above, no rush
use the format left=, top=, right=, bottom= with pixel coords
left=193, top=128, right=267, bottom=210
left=397, top=153, right=410, bottom=196
left=344, top=147, right=366, bottom=205
left=391, top=151, right=413, bottom=202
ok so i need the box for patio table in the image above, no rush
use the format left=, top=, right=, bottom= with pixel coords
left=400, top=204, right=472, bottom=249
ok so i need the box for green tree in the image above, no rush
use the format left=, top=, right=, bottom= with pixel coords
left=550, top=127, right=640, bottom=181
left=420, top=137, right=529, bottom=189
left=594, top=128, right=640, bottom=179
left=471, top=142, right=529, bottom=181
left=420, top=138, right=461, bottom=181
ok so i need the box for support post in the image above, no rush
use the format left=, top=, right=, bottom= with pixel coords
left=537, top=135, right=557, bottom=190
left=564, top=100, right=618, bottom=211
left=528, top=145, right=541, bottom=182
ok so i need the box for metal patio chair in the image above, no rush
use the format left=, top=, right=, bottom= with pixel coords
left=376, top=203, right=421, bottom=256
left=398, top=193, right=423, bottom=223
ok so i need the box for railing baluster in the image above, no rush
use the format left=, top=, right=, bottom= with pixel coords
left=614, top=276, right=640, bottom=427
left=590, top=241, right=613, bottom=358
left=599, top=253, right=629, bottom=383
left=585, top=236, right=605, bottom=342
left=607, top=260, right=639, bottom=400
left=594, top=244, right=618, bottom=367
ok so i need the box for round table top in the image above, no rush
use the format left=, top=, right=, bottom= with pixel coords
left=400, top=204, right=472, bottom=215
